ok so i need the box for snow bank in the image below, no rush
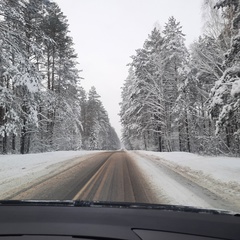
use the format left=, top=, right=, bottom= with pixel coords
left=138, top=151, right=240, bottom=183
left=0, top=151, right=100, bottom=199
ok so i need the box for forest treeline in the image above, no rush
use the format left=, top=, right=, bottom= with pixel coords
left=0, top=0, right=120, bottom=154
left=120, top=0, right=240, bottom=155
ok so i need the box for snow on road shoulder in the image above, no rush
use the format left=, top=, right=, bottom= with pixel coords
left=129, top=151, right=240, bottom=211
left=129, top=151, right=214, bottom=209
left=0, top=151, right=101, bottom=199
left=138, top=151, right=240, bottom=184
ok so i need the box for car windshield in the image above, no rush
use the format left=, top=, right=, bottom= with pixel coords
left=0, top=0, right=240, bottom=213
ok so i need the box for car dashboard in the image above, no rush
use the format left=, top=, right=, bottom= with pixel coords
left=0, top=201, right=239, bottom=240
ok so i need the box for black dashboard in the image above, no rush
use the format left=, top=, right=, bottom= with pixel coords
left=0, top=201, right=239, bottom=240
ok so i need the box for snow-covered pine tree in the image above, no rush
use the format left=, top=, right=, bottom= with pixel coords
left=209, top=0, right=240, bottom=154
left=0, top=0, right=49, bottom=154
left=108, top=127, right=121, bottom=150
left=121, top=22, right=190, bottom=152
left=84, top=87, right=120, bottom=150
left=33, top=1, right=83, bottom=151
left=189, top=36, right=225, bottom=154
left=161, top=16, right=188, bottom=151
left=125, top=28, right=164, bottom=150
left=120, top=67, right=145, bottom=149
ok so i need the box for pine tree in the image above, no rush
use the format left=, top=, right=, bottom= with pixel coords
left=127, top=28, right=164, bottom=150
left=84, top=87, right=120, bottom=150
left=0, top=0, right=49, bottom=154
left=160, top=16, right=189, bottom=151
left=120, top=67, right=146, bottom=149
left=209, top=0, right=240, bottom=154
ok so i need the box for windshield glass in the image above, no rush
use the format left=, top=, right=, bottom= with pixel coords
left=0, top=0, right=240, bottom=213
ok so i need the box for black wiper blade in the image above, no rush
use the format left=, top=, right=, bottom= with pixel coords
left=0, top=200, right=74, bottom=206
left=74, top=201, right=239, bottom=216
left=0, top=200, right=239, bottom=216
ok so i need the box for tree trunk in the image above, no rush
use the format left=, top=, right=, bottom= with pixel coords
left=158, top=135, right=162, bottom=152
left=26, top=133, right=31, bottom=153
left=12, top=134, right=16, bottom=151
left=20, top=125, right=26, bottom=154
left=185, top=112, right=191, bottom=152
left=51, top=47, right=55, bottom=91
left=225, top=125, right=230, bottom=149
left=3, top=131, right=7, bottom=154
left=143, top=132, right=147, bottom=150
left=0, top=107, right=4, bottom=154
left=178, top=125, right=182, bottom=151
left=47, top=48, right=51, bottom=90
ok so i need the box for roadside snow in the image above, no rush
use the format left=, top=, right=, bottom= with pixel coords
left=0, top=151, right=101, bottom=199
left=138, top=151, right=240, bottom=183
left=130, top=151, right=240, bottom=212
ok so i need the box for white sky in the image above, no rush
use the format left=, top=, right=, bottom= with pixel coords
left=54, top=0, right=203, bottom=138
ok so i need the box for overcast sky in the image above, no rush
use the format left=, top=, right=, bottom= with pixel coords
left=54, top=0, right=203, bottom=138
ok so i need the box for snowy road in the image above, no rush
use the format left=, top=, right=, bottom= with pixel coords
left=5, top=151, right=156, bottom=203
left=1, top=150, right=239, bottom=212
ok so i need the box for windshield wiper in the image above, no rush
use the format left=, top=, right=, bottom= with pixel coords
left=0, top=200, right=74, bottom=207
left=0, top=200, right=239, bottom=216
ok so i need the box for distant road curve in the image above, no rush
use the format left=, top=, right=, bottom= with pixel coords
left=11, top=151, right=157, bottom=203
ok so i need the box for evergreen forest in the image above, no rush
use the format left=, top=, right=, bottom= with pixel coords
left=0, top=0, right=120, bottom=154
left=120, top=0, right=240, bottom=156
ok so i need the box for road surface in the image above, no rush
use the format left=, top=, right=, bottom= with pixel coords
left=11, top=151, right=158, bottom=203
left=9, top=150, right=239, bottom=212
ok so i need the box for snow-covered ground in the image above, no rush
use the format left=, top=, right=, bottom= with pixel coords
left=138, top=151, right=240, bottom=183
left=130, top=151, right=240, bottom=212
left=0, top=151, right=101, bottom=199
